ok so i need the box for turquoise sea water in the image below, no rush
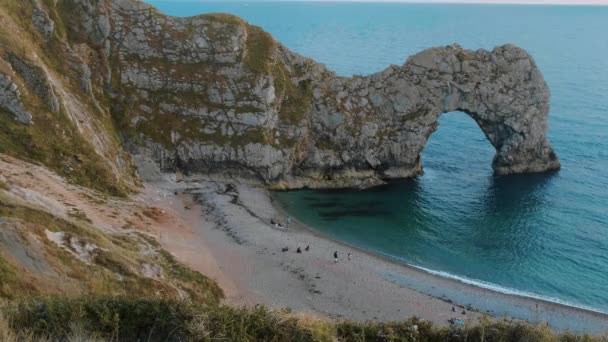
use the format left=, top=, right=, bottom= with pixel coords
left=146, top=1, right=608, bottom=313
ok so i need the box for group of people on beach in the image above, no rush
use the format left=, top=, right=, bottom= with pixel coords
left=271, top=219, right=286, bottom=229
left=271, top=216, right=292, bottom=230
left=280, top=246, right=352, bottom=263
left=448, top=306, right=466, bottom=327
left=281, top=245, right=310, bottom=253
left=333, top=251, right=351, bottom=262
left=275, top=216, right=354, bottom=263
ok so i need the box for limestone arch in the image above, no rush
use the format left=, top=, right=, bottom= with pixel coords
left=397, top=44, right=560, bottom=177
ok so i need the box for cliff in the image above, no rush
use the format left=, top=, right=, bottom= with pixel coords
left=0, top=0, right=559, bottom=191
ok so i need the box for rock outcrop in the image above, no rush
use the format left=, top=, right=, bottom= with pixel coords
left=8, top=54, right=60, bottom=114
left=5, top=0, right=560, bottom=189
left=0, top=73, right=33, bottom=125
left=301, top=44, right=560, bottom=185
left=31, top=2, right=55, bottom=41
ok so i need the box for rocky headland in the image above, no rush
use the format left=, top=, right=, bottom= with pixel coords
left=1, top=0, right=559, bottom=191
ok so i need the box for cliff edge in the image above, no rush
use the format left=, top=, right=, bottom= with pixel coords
left=1, top=0, right=560, bottom=189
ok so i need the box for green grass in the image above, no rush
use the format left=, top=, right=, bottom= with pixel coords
left=159, top=250, right=224, bottom=303
left=245, top=25, right=275, bottom=74
left=1, top=297, right=606, bottom=342
left=273, top=63, right=313, bottom=125
left=3, top=297, right=202, bottom=341
left=0, top=107, right=129, bottom=197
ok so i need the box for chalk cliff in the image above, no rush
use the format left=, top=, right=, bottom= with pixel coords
left=0, top=0, right=560, bottom=190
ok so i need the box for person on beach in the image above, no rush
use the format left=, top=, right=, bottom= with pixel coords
left=305, top=245, right=310, bottom=252
left=297, top=247, right=302, bottom=253
left=334, top=251, right=338, bottom=262
left=348, top=252, right=352, bottom=261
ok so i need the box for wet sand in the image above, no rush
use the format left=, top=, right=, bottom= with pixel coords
left=143, top=179, right=608, bottom=334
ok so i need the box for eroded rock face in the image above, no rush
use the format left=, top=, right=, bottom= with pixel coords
left=32, top=3, right=55, bottom=41
left=8, top=54, right=60, bottom=114
left=0, top=73, right=33, bottom=125
left=70, top=0, right=560, bottom=188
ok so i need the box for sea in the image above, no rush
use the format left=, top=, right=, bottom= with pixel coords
left=145, top=1, right=608, bottom=315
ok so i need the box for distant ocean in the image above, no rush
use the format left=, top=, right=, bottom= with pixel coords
left=146, top=1, right=608, bottom=313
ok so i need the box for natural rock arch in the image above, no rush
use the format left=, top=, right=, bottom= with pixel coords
left=297, top=44, right=560, bottom=187
left=69, top=0, right=559, bottom=188
left=424, top=44, right=560, bottom=176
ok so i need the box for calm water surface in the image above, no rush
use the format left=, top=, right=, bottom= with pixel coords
left=146, top=1, right=608, bottom=313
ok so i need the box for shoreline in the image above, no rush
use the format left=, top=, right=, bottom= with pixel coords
left=270, top=193, right=608, bottom=322
left=144, top=179, right=608, bottom=335
left=268, top=192, right=608, bottom=328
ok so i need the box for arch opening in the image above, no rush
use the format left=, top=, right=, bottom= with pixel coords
left=421, top=110, right=496, bottom=177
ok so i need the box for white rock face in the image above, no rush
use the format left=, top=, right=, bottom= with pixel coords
left=45, top=230, right=103, bottom=264
left=70, top=0, right=559, bottom=188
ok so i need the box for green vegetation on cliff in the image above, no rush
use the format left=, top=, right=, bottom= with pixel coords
left=0, top=110, right=129, bottom=197
left=0, top=1, right=137, bottom=197
left=273, top=63, right=314, bottom=125
left=245, top=25, right=275, bottom=74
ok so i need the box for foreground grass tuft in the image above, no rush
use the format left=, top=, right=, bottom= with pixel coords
left=2, top=297, right=606, bottom=342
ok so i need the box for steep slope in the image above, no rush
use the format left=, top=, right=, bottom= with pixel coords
left=0, top=0, right=223, bottom=308
left=0, top=154, right=222, bottom=302
left=0, top=0, right=138, bottom=196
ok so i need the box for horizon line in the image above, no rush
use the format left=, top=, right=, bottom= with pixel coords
left=154, top=0, right=608, bottom=6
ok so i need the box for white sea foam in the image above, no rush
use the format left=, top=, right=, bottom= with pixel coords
left=405, top=263, right=608, bottom=315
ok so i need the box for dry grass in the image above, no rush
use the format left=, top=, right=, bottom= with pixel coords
left=0, top=309, right=104, bottom=342
left=0, top=179, right=9, bottom=191
left=1, top=297, right=607, bottom=342
left=0, top=192, right=222, bottom=305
